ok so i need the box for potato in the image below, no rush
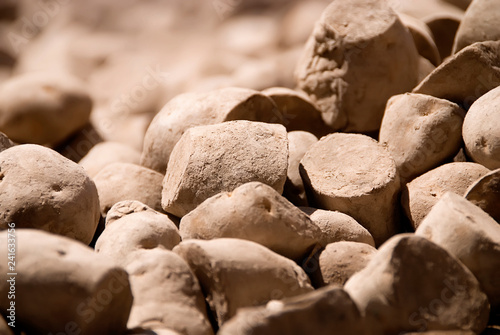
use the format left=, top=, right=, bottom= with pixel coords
left=218, top=286, right=366, bottom=335
left=261, top=88, right=331, bottom=137
left=0, top=230, right=133, bottom=334
left=295, top=0, right=419, bottom=132
left=401, top=162, right=490, bottom=229
left=0, top=131, right=13, bottom=152
left=173, top=238, right=314, bottom=326
left=453, top=0, right=500, bottom=53
left=416, top=192, right=500, bottom=308
left=124, top=249, right=214, bottom=335
left=279, top=1, right=328, bottom=48
left=379, top=93, right=465, bottom=182
left=162, top=121, right=288, bottom=217
left=0, top=144, right=100, bottom=244
left=0, top=72, right=92, bottom=145
left=300, top=133, right=401, bottom=245
left=413, top=40, right=500, bottom=108
left=463, top=85, right=500, bottom=169
left=299, top=208, right=375, bottom=247
left=94, top=162, right=164, bottom=216
left=424, top=13, right=462, bottom=60
left=399, top=13, right=441, bottom=66
left=465, top=168, right=500, bottom=223
left=418, top=57, right=437, bottom=83
left=344, top=234, right=490, bottom=334
left=283, top=130, right=318, bottom=206
left=79, top=141, right=141, bottom=178
left=141, top=87, right=279, bottom=173
left=307, top=241, right=376, bottom=288
left=180, top=182, right=322, bottom=260
left=96, top=201, right=180, bottom=264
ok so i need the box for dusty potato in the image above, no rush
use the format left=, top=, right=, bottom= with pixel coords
left=0, top=131, right=13, bottom=152
left=261, top=87, right=331, bottom=137
left=413, top=40, right=500, bottom=109
left=0, top=230, right=133, bottom=334
left=124, top=249, right=214, bottom=335
left=462, top=85, right=500, bottom=170
left=401, top=162, right=490, bottom=229
left=141, top=87, right=280, bottom=173
left=344, top=234, right=490, bottom=335
left=79, top=141, right=141, bottom=178
left=300, top=133, right=401, bottom=245
left=283, top=130, right=318, bottom=206
left=453, top=0, right=500, bottom=53
left=173, top=238, right=314, bottom=326
left=0, top=144, right=100, bottom=244
left=299, top=207, right=375, bottom=247
left=295, top=0, right=419, bottom=132
left=424, top=13, right=463, bottom=60
left=379, top=93, right=465, bottom=182
left=180, top=182, right=322, bottom=260
left=162, top=121, right=288, bottom=217
left=308, top=242, right=377, bottom=287
left=0, top=72, right=92, bottom=145
left=94, top=162, right=164, bottom=216
left=416, top=192, right=500, bottom=308
left=465, top=168, right=500, bottom=223
left=218, top=286, right=367, bottom=335
left=96, top=201, right=180, bottom=264
left=399, top=13, right=441, bottom=66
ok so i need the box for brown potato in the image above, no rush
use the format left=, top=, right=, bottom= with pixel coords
left=0, top=72, right=92, bottom=145
left=173, top=238, right=313, bottom=326
left=0, top=230, right=133, bottom=334
left=162, top=121, right=288, bottom=217
left=79, top=141, right=141, bottom=178
left=0, top=144, right=100, bottom=244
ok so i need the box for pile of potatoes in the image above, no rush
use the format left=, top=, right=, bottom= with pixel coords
left=0, top=0, right=500, bottom=334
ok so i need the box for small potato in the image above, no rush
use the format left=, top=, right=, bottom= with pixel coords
left=465, top=168, right=500, bottom=223
left=399, top=13, right=441, bottom=66
left=79, top=141, right=141, bottom=178
left=0, top=72, right=92, bottom=145
left=401, top=162, right=490, bottom=229
left=463, top=85, right=500, bottom=170
left=96, top=201, right=180, bottom=264
left=262, top=88, right=331, bottom=137
left=180, top=182, right=322, bottom=260
left=173, top=238, right=313, bottom=326
left=308, top=241, right=376, bottom=287
left=0, top=144, right=100, bottom=244
left=379, top=93, right=465, bottom=182
left=0, top=230, right=133, bottom=334
left=162, top=121, right=288, bottom=217
left=299, top=208, right=375, bottom=247
left=94, top=162, right=164, bottom=216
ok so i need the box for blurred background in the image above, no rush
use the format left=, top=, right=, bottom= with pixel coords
left=0, top=0, right=469, bottom=152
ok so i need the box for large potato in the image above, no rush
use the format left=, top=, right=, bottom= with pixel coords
left=0, top=144, right=100, bottom=244
left=345, top=235, right=490, bottom=334
left=173, top=238, right=313, bottom=326
left=295, top=0, right=419, bottom=132
left=0, top=230, right=133, bottom=334
left=141, top=87, right=279, bottom=173
left=180, top=182, right=322, bottom=260
left=300, top=133, right=401, bottom=245
left=162, top=121, right=288, bottom=217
